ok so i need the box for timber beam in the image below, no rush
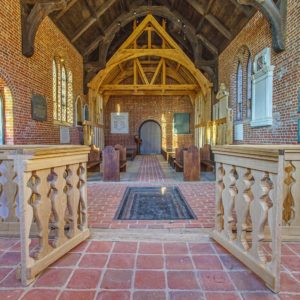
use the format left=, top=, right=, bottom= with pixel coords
left=238, top=0, right=287, bottom=52
left=21, top=0, right=67, bottom=57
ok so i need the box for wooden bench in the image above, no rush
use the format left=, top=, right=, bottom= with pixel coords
left=115, top=144, right=127, bottom=172
left=87, top=144, right=101, bottom=171
left=168, top=153, right=176, bottom=169
left=184, top=145, right=200, bottom=181
left=174, top=146, right=187, bottom=172
left=200, top=144, right=214, bottom=171
left=103, top=146, right=120, bottom=181
left=126, top=145, right=137, bottom=161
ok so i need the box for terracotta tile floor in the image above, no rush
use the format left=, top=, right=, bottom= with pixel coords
left=0, top=238, right=300, bottom=299
left=88, top=182, right=215, bottom=229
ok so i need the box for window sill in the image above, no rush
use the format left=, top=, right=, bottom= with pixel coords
left=251, top=118, right=273, bottom=128
left=54, top=120, right=73, bottom=127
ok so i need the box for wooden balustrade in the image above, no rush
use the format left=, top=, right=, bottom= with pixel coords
left=211, top=145, right=300, bottom=293
left=0, top=145, right=90, bottom=285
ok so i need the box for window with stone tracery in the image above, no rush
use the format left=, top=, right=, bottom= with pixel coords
left=246, top=56, right=252, bottom=119
left=52, top=58, right=73, bottom=124
left=236, top=62, right=243, bottom=121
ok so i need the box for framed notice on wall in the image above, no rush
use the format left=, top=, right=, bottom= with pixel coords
left=111, top=113, right=129, bottom=134
left=173, top=113, right=190, bottom=134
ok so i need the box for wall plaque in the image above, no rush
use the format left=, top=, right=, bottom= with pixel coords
left=60, top=126, right=70, bottom=144
left=173, top=113, right=190, bottom=134
left=111, top=113, right=129, bottom=134
left=31, top=94, right=47, bottom=122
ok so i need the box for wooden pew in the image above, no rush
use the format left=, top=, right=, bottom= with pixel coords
left=184, top=145, right=200, bottom=181
left=103, top=146, right=120, bottom=181
left=174, top=146, right=186, bottom=172
left=115, top=144, right=127, bottom=172
left=87, top=144, right=101, bottom=171
left=200, top=144, right=214, bottom=171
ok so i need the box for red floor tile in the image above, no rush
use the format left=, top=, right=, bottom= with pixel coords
left=219, top=255, right=247, bottom=270
left=112, top=242, right=137, bottom=253
left=164, top=243, right=188, bottom=255
left=59, top=291, right=96, bottom=300
left=169, top=291, right=204, bottom=300
left=107, top=254, right=135, bottom=269
left=189, top=243, right=214, bottom=254
left=198, top=271, right=235, bottom=291
left=133, top=291, right=166, bottom=300
left=280, top=272, right=300, bottom=293
left=135, top=270, right=166, bottom=289
left=281, top=255, right=300, bottom=272
left=192, top=255, right=223, bottom=270
left=229, top=271, right=269, bottom=291
left=86, top=241, right=113, bottom=253
left=0, top=252, right=20, bottom=266
left=0, top=289, right=23, bottom=300
left=96, top=291, right=131, bottom=300
left=167, top=271, right=199, bottom=290
left=22, top=289, right=60, bottom=300
left=0, top=270, right=23, bottom=288
left=0, top=239, right=18, bottom=251
left=67, top=269, right=101, bottom=289
left=101, top=270, right=133, bottom=289
left=79, top=254, right=108, bottom=268
left=139, top=242, right=163, bottom=254
left=242, top=293, right=278, bottom=299
left=0, top=267, right=13, bottom=282
left=166, top=255, right=194, bottom=269
left=69, top=241, right=89, bottom=253
left=279, top=295, right=300, bottom=300
left=34, top=268, right=72, bottom=287
left=136, top=255, right=164, bottom=269
left=53, top=253, right=82, bottom=267
left=205, top=292, right=242, bottom=300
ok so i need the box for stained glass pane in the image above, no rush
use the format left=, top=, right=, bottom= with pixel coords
left=57, top=63, right=61, bottom=122
left=67, top=70, right=73, bottom=124
left=61, top=65, right=67, bottom=122
left=247, top=57, right=252, bottom=119
left=53, top=60, right=57, bottom=120
left=237, top=63, right=243, bottom=121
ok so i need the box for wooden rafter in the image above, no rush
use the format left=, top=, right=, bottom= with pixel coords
left=238, top=0, right=287, bottom=52
left=89, top=14, right=212, bottom=97
left=21, top=0, right=67, bottom=57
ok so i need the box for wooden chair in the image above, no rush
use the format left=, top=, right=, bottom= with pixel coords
left=174, top=146, right=186, bottom=172
left=200, top=144, right=214, bottom=171
left=115, top=144, right=127, bottom=172
left=184, top=145, right=200, bottom=181
left=103, top=146, right=120, bottom=181
left=87, top=144, right=101, bottom=171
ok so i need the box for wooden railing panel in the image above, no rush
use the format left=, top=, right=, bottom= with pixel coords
left=212, top=145, right=286, bottom=293
left=0, top=145, right=91, bottom=286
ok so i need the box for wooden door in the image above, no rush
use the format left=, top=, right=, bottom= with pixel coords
left=140, top=121, right=161, bottom=155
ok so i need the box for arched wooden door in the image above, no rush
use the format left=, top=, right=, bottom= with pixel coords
left=140, top=121, right=161, bottom=155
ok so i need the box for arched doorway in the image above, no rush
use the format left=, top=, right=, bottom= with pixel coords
left=139, top=120, right=162, bottom=155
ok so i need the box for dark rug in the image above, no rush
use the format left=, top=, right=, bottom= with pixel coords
left=115, top=186, right=196, bottom=220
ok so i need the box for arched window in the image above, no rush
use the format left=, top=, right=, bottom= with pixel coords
left=84, top=104, right=89, bottom=121
left=246, top=56, right=252, bottom=119
left=53, top=60, right=57, bottom=121
left=67, top=70, right=73, bottom=124
left=76, top=97, right=83, bottom=126
left=61, top=65, right=67, bottom=122
left=0, top=94, right=4, bottom=145
left=52, top=57, right=74, bottom=124
left=236, top=62, right=243, bottom=121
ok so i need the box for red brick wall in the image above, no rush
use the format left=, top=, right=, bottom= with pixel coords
left=0, top=1, right=85, bottom=144
left=104, top=96, right=194, bottom=150
left=218, top=0, right=300, bottom=144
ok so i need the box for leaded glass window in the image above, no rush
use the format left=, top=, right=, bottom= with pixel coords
left=237, top=63, right=243, bottom=121
left=247, top=56, right=252, bottom=119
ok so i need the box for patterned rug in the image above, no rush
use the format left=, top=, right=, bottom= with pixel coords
left=115, top=186, right=196, bottom=220
left=137, top=155, right=166, bottom=182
